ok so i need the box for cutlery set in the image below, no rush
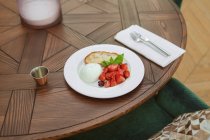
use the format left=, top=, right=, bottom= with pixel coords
left=129, top=32, right=170, bottom=57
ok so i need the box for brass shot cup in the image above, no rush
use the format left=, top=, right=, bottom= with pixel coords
left=30, top=66, right=49, bottom=86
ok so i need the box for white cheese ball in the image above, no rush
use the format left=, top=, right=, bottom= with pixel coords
left=80, top=63, right=102, bottom=83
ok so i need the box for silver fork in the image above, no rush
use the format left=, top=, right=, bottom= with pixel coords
left=129, top=32, right=170, bottom=57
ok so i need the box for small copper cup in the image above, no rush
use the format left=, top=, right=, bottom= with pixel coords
left=30, top=66, right=49, bottom=86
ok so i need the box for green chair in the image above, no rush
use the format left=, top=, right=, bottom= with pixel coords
left=173, top=0, right=183, bottom=8
left=63, top=78, right=209, bottom=140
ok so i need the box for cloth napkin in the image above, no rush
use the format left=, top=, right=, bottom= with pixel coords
left=114, top=25, right=185, bottom=67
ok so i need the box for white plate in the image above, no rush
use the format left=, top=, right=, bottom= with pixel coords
left=64, top=44, right=145, bottom=99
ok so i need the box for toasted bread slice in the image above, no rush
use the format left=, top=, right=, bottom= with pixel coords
left=85, top=51, right=118, bottom=64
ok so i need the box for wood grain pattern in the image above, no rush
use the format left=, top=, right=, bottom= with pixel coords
left=0, top=25, right=28, bottom=47
left=118, top=0, right=140, bottom=28
left=0, top=0, right=18, bottom=13
left=42, top=46, right=77, bottom=72
left=87, top=22, right=122, bottom=43
left=0, top=50, right=18, bottom=74
left=65, top=22, right=105, bottom=36
left=43, top=33, right=69, bottom=61
left=63, top=13, right=121, bottom=23
left=0, top=4, right=19, bottom=26
left=67, top=4, right=104, bottom=14
left=61, top=0, right=83, bottom=14
left=0, top=74, right=35, bottom=90
left=48, top=25, right=95, bottom=49
left=0, top=27, right=12, bottom=33
left=139, top=11, right=179, bottom=20
left=0, top=91, right=12, bottom=130
left=18, top=30, right=47, bottom=73
left=0, top=16, right=20, bottom=26
left=135, top=0, right=175, bottom=12
left=106, top=0, right=119, bottom=6
left=0, top=0, right=187, bottom=139
left=0, top=72, right=66, bottom=91
left=1, top=34, right=26, bottom=62
left=30, top=88, right=126, bottom=133
left=1, top=90, right=35, bottom=136
left=88, top=0, right=119, bottom=13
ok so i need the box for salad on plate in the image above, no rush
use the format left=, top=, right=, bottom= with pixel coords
left=79, top=51, right=130, bottom=88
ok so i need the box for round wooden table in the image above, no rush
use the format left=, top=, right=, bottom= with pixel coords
left=0, top=0, right=186, bottom=139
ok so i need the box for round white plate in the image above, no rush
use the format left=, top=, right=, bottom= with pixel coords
left=64, top=44, right=145, bottom=99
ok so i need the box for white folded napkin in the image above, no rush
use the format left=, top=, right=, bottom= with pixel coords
left=114, top=25, right=185, bottom=67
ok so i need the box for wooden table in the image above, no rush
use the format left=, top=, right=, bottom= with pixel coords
left=0, top=0, right=186, bottom=139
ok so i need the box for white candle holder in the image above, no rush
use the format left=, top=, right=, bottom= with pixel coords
left=17, top=0, right=62, bottom=29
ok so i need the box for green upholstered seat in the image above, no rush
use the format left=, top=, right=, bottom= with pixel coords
left=173, top=0, right=183, bottom=8
left=64, top=78, right=209, bottom=140
left=156, top=78, right=209, bottom=117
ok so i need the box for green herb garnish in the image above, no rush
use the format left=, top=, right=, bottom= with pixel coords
left=101, top=54, right=124, bottom=67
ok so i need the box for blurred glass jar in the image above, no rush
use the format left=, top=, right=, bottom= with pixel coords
left=17, top=0, right=62, bottom=29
